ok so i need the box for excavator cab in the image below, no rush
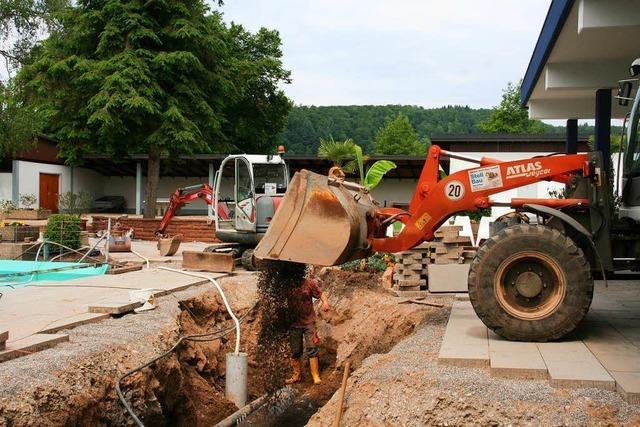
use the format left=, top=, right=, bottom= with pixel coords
left=214, top=154, right=289, bottom=245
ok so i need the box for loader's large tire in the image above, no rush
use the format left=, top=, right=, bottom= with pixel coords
left=468, top=224, right=593, bottom=341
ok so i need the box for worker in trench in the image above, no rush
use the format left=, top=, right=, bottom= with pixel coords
left=285, top=267, right=330, bottom=385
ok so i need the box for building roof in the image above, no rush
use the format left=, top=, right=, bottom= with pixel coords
left=81, top=134, right=589, bottom=178
left=520, top=0, right=640, bottom=119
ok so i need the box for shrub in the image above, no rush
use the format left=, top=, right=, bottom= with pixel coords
left=19, top=193, right=37, bottom=209
left=0, top=200, right=17, bottom=214
left=44, top=214, right=81, bottom=249
left=341, top=253, right=394, bottom=273
left=58, top=191, right=93, bottom=214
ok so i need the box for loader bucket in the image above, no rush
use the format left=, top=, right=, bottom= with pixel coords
left=254, top=169, right=375, bottom=266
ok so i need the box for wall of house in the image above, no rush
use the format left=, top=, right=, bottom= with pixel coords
left=0, top=173, right=12, bottom=201
left=104, top=176, right=210, bottom=213
left=14, top=161, right=104, bottom=208
left=371, top=178, right=418, bottom=207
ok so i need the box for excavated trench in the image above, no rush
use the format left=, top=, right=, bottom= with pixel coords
left=119, top=268, right=433, bottom=427
left=0, top=269, right=434, bottom=426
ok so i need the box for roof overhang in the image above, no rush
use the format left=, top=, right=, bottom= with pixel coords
left=521, top=0, right=640, bottom=119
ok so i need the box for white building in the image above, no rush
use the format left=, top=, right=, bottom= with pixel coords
left=1, top=135, right=591, bottom=217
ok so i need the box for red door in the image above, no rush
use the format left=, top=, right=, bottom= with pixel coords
left=39, top=173, right=60, bottom=213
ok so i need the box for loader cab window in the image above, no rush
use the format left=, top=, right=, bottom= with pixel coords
left=253, top=163, right=288, bottom=194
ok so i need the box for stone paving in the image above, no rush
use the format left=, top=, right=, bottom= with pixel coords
left=438, top=280, right=640, bottom=403
left=0, top=268, right=227, bottom=363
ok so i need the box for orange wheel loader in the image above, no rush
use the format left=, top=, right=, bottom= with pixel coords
left=255, top=60, right=640, bottom=342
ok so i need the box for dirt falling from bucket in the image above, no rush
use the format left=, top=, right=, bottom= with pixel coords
left=253, top=260, right=307, bottom=393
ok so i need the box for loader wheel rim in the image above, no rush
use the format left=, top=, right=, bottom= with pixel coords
left=494, top=251, right=566, bottom=321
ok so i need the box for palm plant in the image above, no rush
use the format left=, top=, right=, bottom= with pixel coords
left=318, top=137, right=358, bottom=173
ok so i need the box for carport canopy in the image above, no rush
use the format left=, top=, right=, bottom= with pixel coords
left=521, top=0, right=640, bottom=120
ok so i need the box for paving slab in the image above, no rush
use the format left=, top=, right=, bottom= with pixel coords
left=488, top=331, right=548, bottom=379
left=0, top=333, right=69, bottom=363
left=537, top=341, right=615, bottom=390
left=88, top=301, right=142, bottom=314
left=0, top=331, right=8, bottom=350
left=580, top=323, right=640, bottom=373
left=438, top=300, right=489, bottom=367
left=0, top=268, right=220, bottom=345
left=38, top=312, right=110, bottom=334
left=610, top=371, right=640, bottom=404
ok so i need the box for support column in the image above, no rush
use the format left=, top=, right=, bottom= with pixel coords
left=11, top=160, right=19, bottom=204
left=208, top=162, right=215, bottom=219
left=595, top=88, right=612, bottom=174
left=136, top=161, right=142, bottom=215
left=566, top=118, right=578, bottom=154
left=70, top=166, right=75, bottom=194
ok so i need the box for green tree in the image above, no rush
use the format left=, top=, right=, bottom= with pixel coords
left=0, top=0, right=69, bottom=70
left=374, top=113, right=427, bottom=155
left=18, top=0, right=291, bottom=218
left=479, top=81, right=550, bottom=134
left=0, top=79, right=42, bottom=156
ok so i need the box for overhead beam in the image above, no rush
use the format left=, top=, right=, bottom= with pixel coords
left=578, top=0, right=640, bottom=33
left=527, top=97, right=629, bottom=120
left=545, top=61, right=628, bottom=90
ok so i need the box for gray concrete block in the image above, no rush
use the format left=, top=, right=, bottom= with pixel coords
left=611, top=371, right=640, bottom=404
left=488, top=331, right=548, bottom=380
left=428, top=264, right=469, bottom=293
left=438, top=301, right=489, bottom=367
left=537, top=341, right=615, bottom=390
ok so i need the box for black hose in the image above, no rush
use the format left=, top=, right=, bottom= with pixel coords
left=115, top=301, right=258, bottom=427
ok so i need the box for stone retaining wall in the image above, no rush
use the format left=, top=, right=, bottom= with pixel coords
left=91, top=216, right=219, bottom=243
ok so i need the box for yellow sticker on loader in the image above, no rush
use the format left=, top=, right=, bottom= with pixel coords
left=414, top=212, right=432, bottom=230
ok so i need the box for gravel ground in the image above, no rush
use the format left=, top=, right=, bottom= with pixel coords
left=309, top=302, right=640, bottom=427
left=0, top=273, right=256, bottom=397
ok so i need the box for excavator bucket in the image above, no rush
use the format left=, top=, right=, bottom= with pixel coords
left=254, top=169, right=376, bottom=266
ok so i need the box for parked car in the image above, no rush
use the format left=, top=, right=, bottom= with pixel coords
left=93, top=196, right=126, bottom=213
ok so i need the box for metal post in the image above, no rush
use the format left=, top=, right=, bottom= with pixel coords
left=136, top=162, right=142, bottom=215
left=70, top=166, right=75, bottom=194
left=105, top=217, right=111, bottom=263
left=208, top=162, right=215, bottom=219
left=595, top=88, right=612, bottom=174
left=566, top=118, right=578, bottom=154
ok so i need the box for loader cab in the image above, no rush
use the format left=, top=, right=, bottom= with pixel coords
left=618, top=58, right=640, bottom=221
left=214, top=154, right=289, bottom=245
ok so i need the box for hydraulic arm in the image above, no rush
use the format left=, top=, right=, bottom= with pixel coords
left=254, top=145, right=593, bottom=265
left=155, top=184, right=214, bottom=237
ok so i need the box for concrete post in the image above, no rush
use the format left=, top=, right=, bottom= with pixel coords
left=135, top=162, right=142, bottom=215
left=11, top=160, right=19, bottom=204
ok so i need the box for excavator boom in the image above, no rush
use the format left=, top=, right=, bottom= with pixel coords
left=254, top=145, right=592, bottom=265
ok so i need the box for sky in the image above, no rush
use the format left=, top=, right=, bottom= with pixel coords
left=218, top=0, right=552, bottom=109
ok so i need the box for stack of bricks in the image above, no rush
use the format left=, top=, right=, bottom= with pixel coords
left=392, top=243, right=430, bottom=294
left=427, top=225, right=476, bottom=265
left=391, top=226, right=476, bottom=295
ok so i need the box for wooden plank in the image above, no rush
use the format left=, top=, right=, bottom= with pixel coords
left=182, top=250, right=235, bottom=273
